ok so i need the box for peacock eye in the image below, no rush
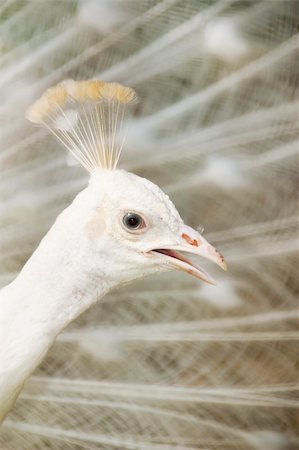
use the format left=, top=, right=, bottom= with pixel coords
left=122, top=212, right=145, bottom=232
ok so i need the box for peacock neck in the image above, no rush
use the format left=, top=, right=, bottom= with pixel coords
left=2, top=194, right=113, bottom=337
left=0, top=187, right=115, bottom=423
left=5, top=226, right=111, bottom=337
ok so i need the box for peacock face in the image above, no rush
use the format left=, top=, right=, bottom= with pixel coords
left=86, top=170, right=227, bottom=284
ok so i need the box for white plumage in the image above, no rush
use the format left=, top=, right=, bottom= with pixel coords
left=0, top=1, right=298, bottom=449
left=1, top=80, right=226, bottom=424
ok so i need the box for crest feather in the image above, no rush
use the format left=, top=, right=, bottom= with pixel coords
left=26, top=79, right=137, bottom=172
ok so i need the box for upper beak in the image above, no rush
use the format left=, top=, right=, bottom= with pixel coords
left=149, top=225, right=227, bottom=285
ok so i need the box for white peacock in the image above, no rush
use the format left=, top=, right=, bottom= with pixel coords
left=0, top=1, right=298, bottom=449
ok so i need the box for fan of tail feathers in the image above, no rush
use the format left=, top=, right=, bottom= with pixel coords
left=0, top=1, right=298, bottom=449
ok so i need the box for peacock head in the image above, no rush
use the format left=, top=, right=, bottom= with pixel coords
left=82, top=168, right=226, bottom=285
left=26, top=79, right=226, bottom=285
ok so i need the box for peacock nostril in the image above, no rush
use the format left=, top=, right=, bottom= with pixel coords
left=182, top=233, right=200, bottom=247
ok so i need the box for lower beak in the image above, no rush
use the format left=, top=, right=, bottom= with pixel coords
left=149, top=225, right=227, bottom=285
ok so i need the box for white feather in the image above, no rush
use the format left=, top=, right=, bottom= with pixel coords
left=202, top=17, right=249, bottom=62
left=78, top=0, right=131, bottom=34
left=0, top=0, right=298, bottom=449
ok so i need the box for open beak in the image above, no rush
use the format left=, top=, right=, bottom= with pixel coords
left=149, top=225, right=227, bottom=285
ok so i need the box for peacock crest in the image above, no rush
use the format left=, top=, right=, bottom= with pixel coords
left=26, top=80, right=136, bottom=171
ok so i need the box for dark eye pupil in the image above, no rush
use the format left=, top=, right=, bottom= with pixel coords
left=129, top=217, right=138, bottom=226
left=123, top=213, right=142, bottom=229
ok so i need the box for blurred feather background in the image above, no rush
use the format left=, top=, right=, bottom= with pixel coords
left=0, top=0, right=298, bottom=449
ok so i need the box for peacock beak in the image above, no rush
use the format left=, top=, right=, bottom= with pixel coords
left=180, top=225, right=227, bottom=271
left=149, top=225, right=227, bottom=285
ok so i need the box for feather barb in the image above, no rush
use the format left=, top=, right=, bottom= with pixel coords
left=26, top=79, right=137, bottom=172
